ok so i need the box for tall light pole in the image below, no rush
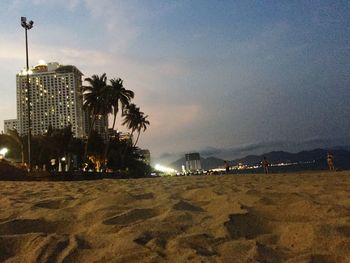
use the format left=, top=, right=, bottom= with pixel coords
left=21, top=17, right=34, bottom=172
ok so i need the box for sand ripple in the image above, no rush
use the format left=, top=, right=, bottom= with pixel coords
left=1, top=172, right=350, bottom=262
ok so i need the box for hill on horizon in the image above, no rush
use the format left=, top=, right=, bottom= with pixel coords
left=169, top=148, right=350, bottom=171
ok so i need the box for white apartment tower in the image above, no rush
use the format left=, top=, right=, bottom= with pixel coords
left=185, top=152, right=202, bottom=172
left=16, top=62, right=108, bottom=138
left=16, top=62, right=108, bottom=139
left=17, top=62, right=85, bottom=137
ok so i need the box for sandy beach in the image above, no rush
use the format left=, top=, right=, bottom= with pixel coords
left=1, top=171, right=350, bottom=262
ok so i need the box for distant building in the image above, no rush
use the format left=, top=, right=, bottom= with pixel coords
left=119, top=132, right=132, bottom=142
left=138, top=149, right=151, bottom=165
left=107, top=129, right=132, bottom=142
left=185, top=152, right=201, bottom=172
left=84, top=114, right=109, bottom=141
left=108, top=128, right=119, bottom=139
left=4, top=119, right=18, bottom=134
left=16, top=61, right=108, bottom=138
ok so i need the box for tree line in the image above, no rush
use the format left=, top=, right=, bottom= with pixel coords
left=0, top=74, right=150, bottom=176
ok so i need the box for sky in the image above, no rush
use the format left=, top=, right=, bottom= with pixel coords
left=0, top=0, right=349, bottom=163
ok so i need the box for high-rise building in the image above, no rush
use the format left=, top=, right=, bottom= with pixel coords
left=16, top=61, right=108, bottom=138
left=17, top=62, right=84, bottom=137
left=3, top=119, right=18, bottom=134
left=185, top=152, right=202, bottom=172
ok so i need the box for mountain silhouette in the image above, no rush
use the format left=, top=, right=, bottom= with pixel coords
left=169, top=148, right=350, bottom=171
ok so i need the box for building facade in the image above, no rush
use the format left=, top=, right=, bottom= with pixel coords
left=3, top=119, right=18, bottom=134
left=185, top=152, right=202, bottom=172
left=84, top=113, right=109, bottom=141
left=107, top=129, right=131, bottom=141
left=16, top=62, right=108, bottom=138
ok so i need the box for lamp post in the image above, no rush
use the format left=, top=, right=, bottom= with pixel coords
left=21, top=17, right=34, bottom=172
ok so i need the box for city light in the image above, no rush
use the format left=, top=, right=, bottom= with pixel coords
left=0, top=148, right=9, bottom=159
left=38, top=59, right=46, bottom=65
left=19, top=69, right=33, bottom=76
left=154, top=164, right=177, bottom=174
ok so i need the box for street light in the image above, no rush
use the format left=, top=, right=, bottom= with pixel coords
left=21, top=16, right=34, bottom=172
left=0, top=148, right=9, bottom=160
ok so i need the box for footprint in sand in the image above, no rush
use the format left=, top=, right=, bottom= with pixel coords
left=224, top=211, right=271, bottom=239
left=131, top=192, right=154, bottom=200
left=336, top=225, right=350, bottom=237
left=0, top=219, right=56, bottom=235
left=173, top=200, right=205, bottom=212
left=245, top=189, right=261, bottom=196
left=33, top=200, right=64, bottom=209
left=254, top=242, right=287, bottom=263
left=33, top=234, right=91, bottom=262
left=174, top=233, right=217, bottom=256
left=103, top=208, right=158, bottom=225
left=310, top=254, right=346, bottom=263
left=320, top=224, right=350, bottom=237
left=258, top=196, right=276, bottom=205
left=134, top=230, right=172, bottom=250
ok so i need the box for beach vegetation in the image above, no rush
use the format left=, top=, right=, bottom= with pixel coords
left=122, top=103, right=150, bottom=147
left=82, top=73, right=110, bottom=158
left=103, top=78, right=134, bottom=162
left=1, top=73, right=150, bottom=177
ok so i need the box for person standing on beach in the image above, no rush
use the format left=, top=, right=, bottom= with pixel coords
left=262, top=157, right=270, bottom=174
left=327, top=152, right=335, bottom=171
left=224, top=161, right=230, bottom=174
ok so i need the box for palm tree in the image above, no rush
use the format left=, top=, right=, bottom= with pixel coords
left=122, top=103, right=140, bottom=136
left=83, top=73, right=110, bottom=157
left=108, top=78, right=134, bottom=132
left=104, top=78, right=134, bottom=161
left=122, top=104, right=150, bottom=147
left=133, top=114, right=150, bottom=147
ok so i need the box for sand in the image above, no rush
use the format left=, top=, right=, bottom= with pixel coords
left=1, top=171, right=350, bottom=262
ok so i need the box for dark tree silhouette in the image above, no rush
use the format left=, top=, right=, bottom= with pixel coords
left=134, top=114, right=150, bottom=147
left=104, top=78, right=134, bottom=161
left=122, top=103, right=150, bottom=147
left=82, top=73, right=110, bottom=158
left=108, top=78, right=134, bottom=133
left=6, top=129, right=25, bottom=164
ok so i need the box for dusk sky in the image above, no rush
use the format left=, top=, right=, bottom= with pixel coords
left=0, top=1, right=349, bottom=163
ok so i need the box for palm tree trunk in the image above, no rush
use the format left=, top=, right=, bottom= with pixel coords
left=103, top=112, right=117, bottom=167
left=84, top=115, right=96, bottom=158
left=133, top=131, right=141, bottom=147
left=121, top=131, right=134, bottom=165
left=111, top=110, right=118, bottom=132
left=21, top=144, right=24, bottom=165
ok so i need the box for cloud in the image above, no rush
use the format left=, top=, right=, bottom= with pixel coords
left=0, top=43, right=23, bottom=61
left=152, top=136, right=350, bottom=164
left=123, top=103, right=202, bottom=149
left=229, top=21, right=290, bottom=57
left=148, top=104, right=201, bottom=133
left=197, top=137, right=350, bottom=160
left=0, top=41, right=112, bottom=69
left=67, top=0, right=80, bottom=10
left=82, top=0, right=145, bottom=51
left=2, top=1, right=349, bottom=160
